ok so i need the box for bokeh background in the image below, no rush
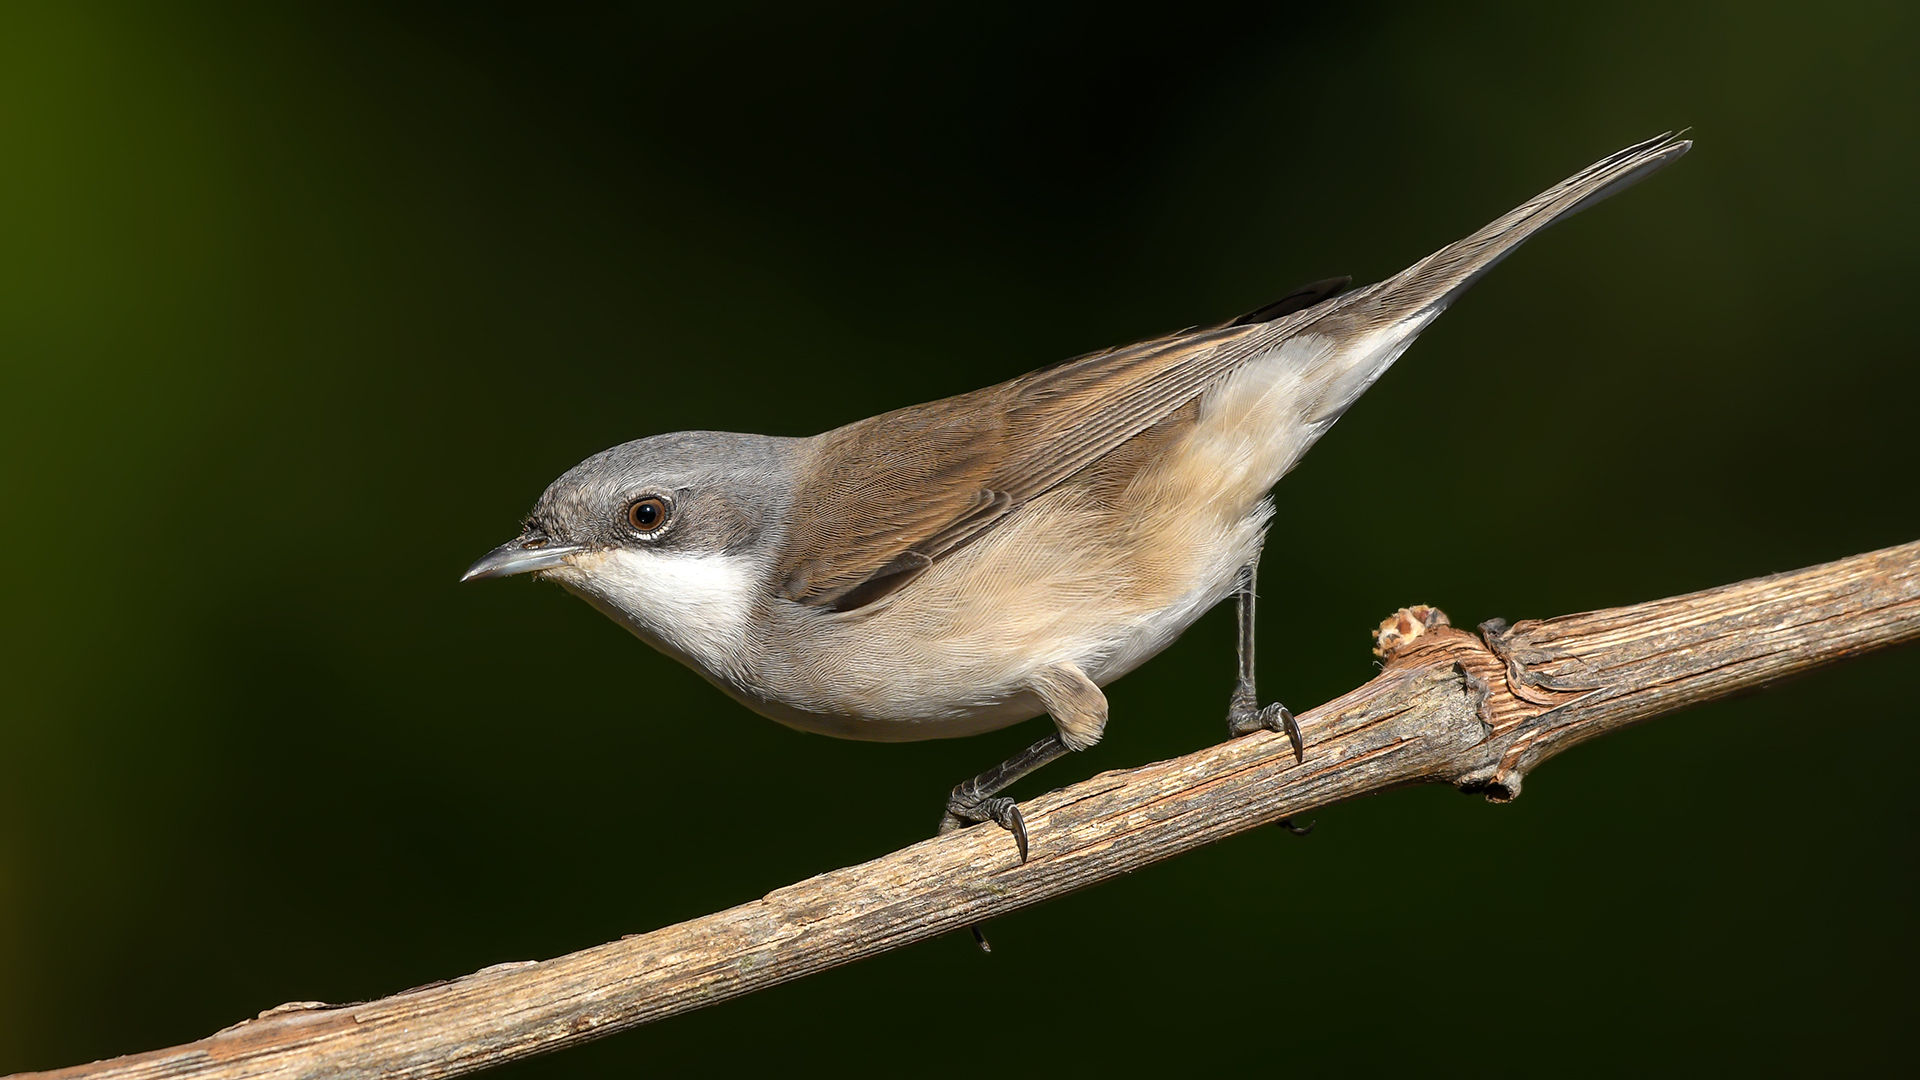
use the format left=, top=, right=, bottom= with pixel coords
left=3, top=2, right=1916, bottom=1074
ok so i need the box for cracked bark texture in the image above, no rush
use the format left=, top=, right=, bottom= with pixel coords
left=20, top=540, right=1919, bottom=1080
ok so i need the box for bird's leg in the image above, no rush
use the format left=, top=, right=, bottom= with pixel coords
left=942, top=731, right=1075, bottom=953
left=940, top=661, right=1105, bottom=863
left=938, top=731, right=1072, bottom=864
left=1223, top=551, right=1306, bottom=764
left=941, top=665, right=1106, bottom=950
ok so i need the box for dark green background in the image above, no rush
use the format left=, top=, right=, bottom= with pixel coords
left=3, top=2, right=1915, bottom=1074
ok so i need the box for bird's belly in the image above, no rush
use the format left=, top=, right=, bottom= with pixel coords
left=730, top=595, right=1223, bottom=744
left=738, top=507, right=1266, bottom=742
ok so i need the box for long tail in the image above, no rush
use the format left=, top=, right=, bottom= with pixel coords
left=1284, top=131, right=1691, bottom=429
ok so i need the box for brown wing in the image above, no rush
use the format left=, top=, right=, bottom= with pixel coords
left=777, top=133, right=1695, bottom=610
left=775, top=279, right=1348, bottom=610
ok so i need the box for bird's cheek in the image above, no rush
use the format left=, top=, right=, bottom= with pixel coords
left=538, top=549, right=606, bottom=587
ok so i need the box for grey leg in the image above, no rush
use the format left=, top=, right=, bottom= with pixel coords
left=938, top=731, right=1073, bottom=864
left=1223, top=551, right=1306, bottom=764
left=940, top=732, right=1076, bottom=953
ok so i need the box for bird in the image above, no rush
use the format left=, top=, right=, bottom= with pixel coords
left=464, top=132, right=1691, bottom=862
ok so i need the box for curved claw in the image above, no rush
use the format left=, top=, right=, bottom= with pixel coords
left=943, top=793, right=1030, bottom=863
left=1262, top=703, right=1305, bottom=764
left=1276, top=817, right=1316, bottom=836
left=981, top=797, right=1030, bottom=863
left=1227, top=694, right=1306, bottom=764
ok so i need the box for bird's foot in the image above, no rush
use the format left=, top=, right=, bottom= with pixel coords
left=939, top=790, right=1030, bottom=863
left=940, top=794, right=1025, bottom=954
left=1226, top=680, right=1304, bottom=763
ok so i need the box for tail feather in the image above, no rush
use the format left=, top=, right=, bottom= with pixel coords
left=1356, top=130, right=1692, bottom=320
left=1284, top=131, right=1692, bottom=426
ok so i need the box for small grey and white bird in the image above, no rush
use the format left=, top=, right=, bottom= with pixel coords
left=466, top=133, right=1690, bottom=859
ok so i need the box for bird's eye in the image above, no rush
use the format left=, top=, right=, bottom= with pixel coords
left=627, top=496, right=670, bottom=533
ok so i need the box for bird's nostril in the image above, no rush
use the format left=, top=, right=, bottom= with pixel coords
left=521, top=536, right=550, bottom=550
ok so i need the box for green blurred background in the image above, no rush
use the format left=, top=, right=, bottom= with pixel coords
left=3, top=1, right=1916, bottom=1074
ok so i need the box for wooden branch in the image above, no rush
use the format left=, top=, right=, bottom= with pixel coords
left=22, top=541, right=1920, bottom=1080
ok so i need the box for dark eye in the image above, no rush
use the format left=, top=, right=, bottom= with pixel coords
left=627, top=496, right=669, bottom=533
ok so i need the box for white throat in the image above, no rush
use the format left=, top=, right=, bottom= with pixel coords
left=555, top=547, right=760, bottom=684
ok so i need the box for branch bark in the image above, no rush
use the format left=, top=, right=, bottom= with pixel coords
left=21, top=541, right=1920, bottom=1080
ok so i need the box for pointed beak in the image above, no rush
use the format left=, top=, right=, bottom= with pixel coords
left=461, top=536, right=587, bottom=582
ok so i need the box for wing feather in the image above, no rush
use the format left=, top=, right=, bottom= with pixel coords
left=777, top=132, right=1692, bottom=610
left=777, top=315, right=1297, bottom=610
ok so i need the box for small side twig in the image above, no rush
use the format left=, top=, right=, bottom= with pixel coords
left=21, top=541, right=1920, bottom=1080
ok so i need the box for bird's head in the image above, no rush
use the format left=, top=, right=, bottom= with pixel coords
left=462, top=430, right=802, bottom=679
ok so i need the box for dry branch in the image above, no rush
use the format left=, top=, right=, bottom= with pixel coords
left=21, top=540, right=1920, bottom=1080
